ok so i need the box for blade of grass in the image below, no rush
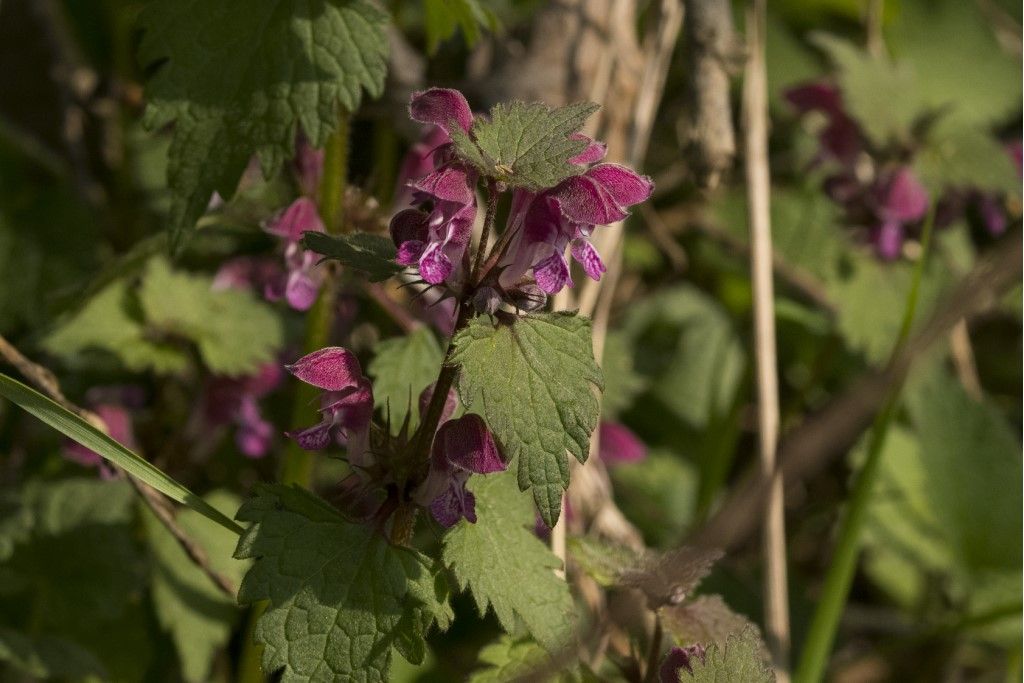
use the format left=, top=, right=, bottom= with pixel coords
left=0, top=372, right=243, bottom=536
left=794, top=206, right=936, bottom=683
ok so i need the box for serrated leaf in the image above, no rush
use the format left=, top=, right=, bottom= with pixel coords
left=442, top=471, right=574, bottom=652
left=137, top=0, right=390, bottom=249
left=449, top=313, right=603, bottom=526
left=683, top=626, right=773, bottom=682
left=914, top=120, right=1021, bottom=197
left=302, top=231, right=404, bottom=281
left=0, top=627, right=107, bottom=681
left=812, top=33, right=921, bottom=147
left=367, top=328, right=444, bottom=429
left=0, top=374, right=244, bottom=535
left=42, top=279, right=190, bottom=374
left=566, top=536, right=640, bottom=587
left=140, top=257, right=284, bottom=375
left=234, top=485, right=451, bottom=682
left=144, top=491, right=248, bottom=683
left=424, top=0, right=496, bottom=54
left=468, top=634, right=592, bottom=683
left=453, top=101, right=599, bottom=190
left=662, top=596, right=764, bottom=657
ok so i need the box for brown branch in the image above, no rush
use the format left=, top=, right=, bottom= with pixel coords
left=680, top=0, right=742, bottom=188
left=0, top=334, right=237, bottom=599
left=688, top=231, right=1023, bottom=552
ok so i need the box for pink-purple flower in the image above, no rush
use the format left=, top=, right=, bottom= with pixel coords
left=598, top=421, right=648, bottom=466
left=285, top=345, right=507, bottom=526
left=659, top=644, right=707, bottom=681
left=199, top=362, right=282, bottom=459
left=263, top=197, right=327, bottom=310
left=497, top=140, right=653, bottom=295
left=390, top=89, right=480, bottom=287
left=285, top=347, right=375, bottom=466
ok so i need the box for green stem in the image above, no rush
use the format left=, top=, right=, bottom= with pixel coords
left=794, top=208, right=936, bottom=683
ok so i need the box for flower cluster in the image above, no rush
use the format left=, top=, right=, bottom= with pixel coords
left=196, top=362, right=282, bottom=458
left=390, top=88, right=653, bottom=302
left=285, top=346, right=506, bottom=527
left=786, top=81, right=1019, bottom=260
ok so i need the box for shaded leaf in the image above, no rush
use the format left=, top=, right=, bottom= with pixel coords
left=662, top=596, right=763, bottom=657
left=367, top=327, right=444, bottom=429
left=0, top=627, right=107, bottom=681
left=234, top=484, right=451, bottom=682
left=443, top=471, right=574, bottom=652
left=144, top=491, right=248, bottom=683
left=137, top=0, right=390, bottom=249
left=303, top=231, right=404, bottom=282
left=450, top=313, right=603, bottom=526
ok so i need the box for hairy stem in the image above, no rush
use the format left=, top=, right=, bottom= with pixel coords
left=279, top=112, right=350, bottom=488
left=471, top=180, right=500, bottom=284
left=794, top=207, right=936, bottom=683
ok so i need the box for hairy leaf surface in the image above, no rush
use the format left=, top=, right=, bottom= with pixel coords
left=450, top=313, right=602, bottom=526
left=138, top=0, right=389, bottom=248
left=442, top=471, right=574, bottom=652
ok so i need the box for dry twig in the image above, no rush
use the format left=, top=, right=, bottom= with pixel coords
left=741, top=1, right=790, bottom=676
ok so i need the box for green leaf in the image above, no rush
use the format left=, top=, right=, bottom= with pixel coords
left=449, top=313, right=603, bottom=526
left=5, top=479, right=142, bottom=623
left=42, top=279, right=190, bottom=374
left=302, top=231, right=404, bottom=282
left=140, top=257, right=284, bottom=375
left=0, top=374, right=243, bottom=535
left=137, top=0, right=390, bottom=249
left=566, top=536, right=640, bottom=587
left=424, top=0, right=496, bottom=54
left=907, top=371, right=1023, bottom=572
left=888, top=0, right=1022, bottom=128
left=468, top=634, right=592, bottom=683
left=0, top=490, right=32, bottom=562
left=0, top=627, right=107, bottom=681
left=811, top=33, right=921, bottom=147
left=683, top=626, right=773, bottom=682
left=143, top=491, right=248, bottom=683
left=621, top=286, right=745, bottom=428
left=234, top=485, right=451, bottom=682
left=600, top=332, right=646, bottom=420
left=367, top=327, right=444, bottom=429
left=914, top=120, right=1021, bottom=197
left=452, top=101, right=599, bottom=190
left=442, top=471, right=574, bottom=652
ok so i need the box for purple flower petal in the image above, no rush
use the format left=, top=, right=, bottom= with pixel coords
left=265, top=197, right=324, bottom=242
left=286, top=347, right=365, bottom=391
left=784, top=82, right=843, bottom=115
left=409, top=88, right=474, bottom=135
left=977, top=194, right=1007, bottom=236
left=553, top=172, right=628, bottom=225
left=585, top=163, right=654, bottom=208
left=659, top=645, right=706, bottom=682
left=873, top=219, right=904, bottom=261
left=598, top=422, right=647, bottom=465
left=430, top=482, right=477, bottom=527
left=882, top=167, right=928, bottom=222
left=294, top=135, right=325, bottom=198
left=321, top=379, right=375, bottom=433
left=570, top=239, right=606, bottom=281
left=413, top=165, right=476, bottom=205
left=390, top=209, right=430, bottom=247
left=419, top=243, right=455, bottom=284
left=434, top=414, right=505, bottom=474
left=285, top=269, right=320, bottom=311
left=286, top=420, right=334, bottom=451
left=235, top=397, right=273, bottom=458
left=534, top=251, right=573, bottom=294
left=568, top=133, right=607, bottom=165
